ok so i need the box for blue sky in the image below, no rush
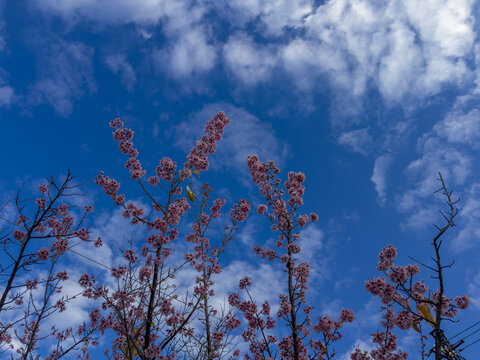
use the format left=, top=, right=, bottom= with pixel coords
left=1, top=0, right=480, bottom=358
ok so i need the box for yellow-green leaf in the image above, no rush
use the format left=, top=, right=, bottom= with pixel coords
left=412, top=322, right=421, bottom=333
left=417, top=303, right=435, bottom=327
left=186, top=185, right=197, bottom=202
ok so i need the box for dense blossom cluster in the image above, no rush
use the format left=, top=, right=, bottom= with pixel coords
left=184, top=112, right=230, bottom=171
left=230, top=199, right=251, bottom=222
left=109, top=117, right=146, bottom=179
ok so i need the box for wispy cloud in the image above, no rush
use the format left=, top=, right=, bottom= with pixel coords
left=105, top=53, right=137, bottom=92
left=337, top=128, right=372, bottom=155
left=152, top=27, right=217, bottom=79
left=28, top=34, right=96, bottom=117
left=223, top=33, right=277, bottom=87
left=371, top=154, right=393, bottom=206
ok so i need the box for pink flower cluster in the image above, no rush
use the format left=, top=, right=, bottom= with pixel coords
left=285, top=171, right=305, bottom=207
left=229, top=286, right=277, bottom=358
left=351, top=307, right=407, bottom=360
left=165, top=197, right=190, bottom=226
left=155, top=157, right=177, bottom=182
left=37, top=247, right=50, bottom=261
left=312, top=309, right=355, bottom=345
left=51, top=238, right=68, bottom=255
left=210, top=198, right=226, bottom=218
left=94, top=171, right=122, bottom=200
left=184, top=112, right=230, bottom=171
left=246, top=155, right=269, bottom=186
left=109, top=118, right=146, bottom=180
left=13, top=230, right=26, bottom=241
left=230, top=199, right=251, bottom=223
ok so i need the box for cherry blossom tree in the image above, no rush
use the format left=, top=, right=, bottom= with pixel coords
left=0, top=171, right=101, bottom=359
left=228, top=156, right=355, bottom=360
left=88, top=112, right=250, bottom=360
left=352, top=173, right=470, bottom=360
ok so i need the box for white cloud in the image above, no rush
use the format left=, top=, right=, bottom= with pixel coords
left=298, top=225, right=329, bottom=282
left=153, top=28, right=216, bottom=78
left=105, top=53, right=137, bottom=92
left=0, top=1, right=15, bottom=108
left=32, top=0, right=204, bottom=27
left=223, top=33, right=277, bottom=86
left=30, top=35, right=96, bottom=117
left=0, top=85, right=15, bottom=107
left=377, top=21, right=423, bottom=102
left=213, top=260, right=284, bottom=310
left=371, top=154, right=393, bottom=206
left=281, top=38, right=349, bottom=92
left=30, top=0, right=478, bottom=108
left=451, top=183, right=480, bottom=252
left=217, top=0, right=314, bottom=36
left=467, top=269, right=480, bottom=309
left=398, top=137, right=471, bottom=213
left=434, top=108, right=480, bottom=146
left=396, top=130, right=472, bottom=230
left=337, top=128, right=372, bottom=155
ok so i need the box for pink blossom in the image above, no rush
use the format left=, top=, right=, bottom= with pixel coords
left=396, top=310, right=413, bottom=330
left=412, top=281, right=428, bottom=299
left=212, top=331, right=225, bottom=345
left=51, top=239, right=68, bottom=255
left=454, top=294, right=470, bottom=309
left=94, top=172, right=121, bottom=197
left=262, top=301, right=271, bottom=316
left=38, top=184, right=48, bottom=194
left=124, top=249, right=137, bottom=264
left=109, top=117, right=124, bottom=129
left=26, top=279, right=38, bottom=290
left=350, top=348, right=370, bottom=360
left=239, top=277, right=251, bottom=289
left=339, top=309, right=355, bottom=323
left=376, top=244, right=397, bottom=271
left=211, top=198, right=226, bottom=218
left=36, top=198, right=46, bottom=209
left=78, top=273, right=92, bottom=287
left=405, top=263, right=420, bottom=276
left=94, top=237, right=103, bottom=247
left=297, top=214, right=309, bottom=228
left=257, top=204, right=268, bottom=214
left=389, top=266, right=408, bottom=284
left=111, top=266, right=126, bottom=279
left=56, top=271, right=68, bottom=280
left=84, top=205, right=94, bottom=213
left=13, top=230, right=26, bottom=241
left=278, top=301, right=292, bottom=316
left=285, top=171, right=306, bottom=207
left=230, top=199, right=251, bottom=223
left=55, top=300, right=66, bottom=312
left=37, top=247, right=50, bottom=261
